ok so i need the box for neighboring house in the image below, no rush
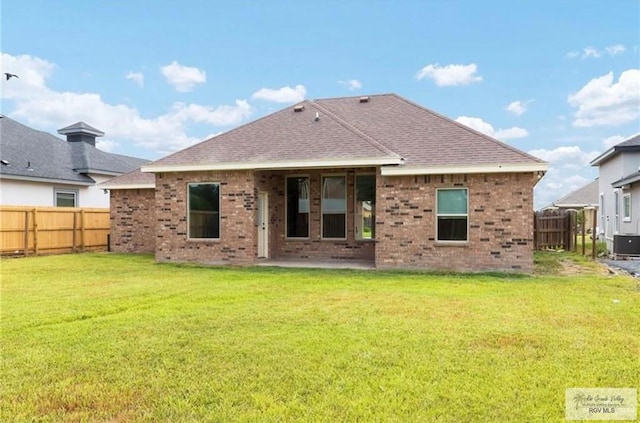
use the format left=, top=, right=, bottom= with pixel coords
left=102, top=94, right=547, bottom=272
left=544, top=179, right=599, bottom=231
left=590, top=133, right=640, bottom=253
left=0, top=116, right=149, bottom=208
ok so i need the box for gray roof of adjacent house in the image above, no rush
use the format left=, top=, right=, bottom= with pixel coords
left=142, top=93, right=546, bottom=176
left=552, top=179, right=599, bottom=208
left=590, top=133, right=640, bottom=166
left=0, top=116, right=149, bottom=185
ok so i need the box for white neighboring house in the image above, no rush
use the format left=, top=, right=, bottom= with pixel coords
left=0, top=116, right=149, bottom=208
left=590, top=133, right=640, bottom=253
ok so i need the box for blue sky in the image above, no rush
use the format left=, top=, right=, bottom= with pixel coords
left=1, top=0, right=639, bottom=208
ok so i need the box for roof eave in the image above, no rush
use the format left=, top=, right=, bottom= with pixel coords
left=142, top=156, right=403, bottom=173
left=380, top=162, right=548, bottom=176
left=0, top=174, right=94, bottom=186
left=100, top=183, right=156, bottom=190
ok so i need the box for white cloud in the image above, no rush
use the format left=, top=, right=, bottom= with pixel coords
left=338, top=79, right=363, bottom=91
left=505, top=100, right=533, bottom=116
left=416, top=63, right=482, bottom=86
left=567, top=44, right=627, bottom=59
left=96, top=138, right=118, bottom=153
left=126, top=71, right=144, bottom=88
left=455, top=116, right=529, bottom=140
left=161, top=61, right=206, bottom=92
left=603, top=135, right=626, bottom=149
left=251, top=85, right=306, bottom=103
left=528, top=146, right=600, bottom=166
left=568, top=69, right=640, bottom=127
left=605, top=44, right=626, bottom=56
left=1, top=52, right=253, bottom=155
left=581, top=47, right=602, bottom=59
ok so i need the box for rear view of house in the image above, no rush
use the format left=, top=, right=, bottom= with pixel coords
left=103, top=94, right=547, bottom=272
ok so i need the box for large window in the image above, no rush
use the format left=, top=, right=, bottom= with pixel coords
left=437, top=188, right=468, bottom=241
left=322, top=175, right=346, bottom=239
left=188, top=183, right=220, bottom=239
left=355, top=174, right=375, bottom=240
left=623, top=193, right=631, bottom=222
left=55, top=189, right=77, bottom=207
left=286, top=176, right=310, bottom=238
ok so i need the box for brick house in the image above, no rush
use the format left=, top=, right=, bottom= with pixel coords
left=102, top=94, right=547, bottom=272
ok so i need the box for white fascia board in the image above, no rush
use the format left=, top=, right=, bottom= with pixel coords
left=141, top=157, right=403, bottom=173
left=99, top=183, right=156, bottom=190
left=590, top=148, right=615, bottom=166
left=380, top=162, right=548, bottom=176
left=0, top=174, right=94, bottom=186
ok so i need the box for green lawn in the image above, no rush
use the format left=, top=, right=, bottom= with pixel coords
left=1, top=253, right=638, bottom=422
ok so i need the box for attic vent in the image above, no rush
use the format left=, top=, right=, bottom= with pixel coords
left=359, top=96, right=370, bottom=103
left=293, top=105, right=305, bottom=112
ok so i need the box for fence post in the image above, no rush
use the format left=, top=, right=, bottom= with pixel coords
left=81, top=209, right=85, bottom=252
left=581, top=209, right=586, bottom=256
left=23, top=210, right=29, bottom=257
left=33, top=208, right=39, bottom=256
left=72, top=211, right=77, bottom=253
left=591, top=207, right=597, bottom=259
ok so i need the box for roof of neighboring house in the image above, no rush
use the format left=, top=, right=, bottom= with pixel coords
left=0, top=116, right=149, bottom=185
left=552, top=179, right=599, bottom=208
left=590, top=133, right=640, bottom=166
left=142, top=93, right=547, bottom=176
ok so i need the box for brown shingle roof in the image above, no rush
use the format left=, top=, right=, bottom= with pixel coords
left=143, top=93, right=545, bottom=173
left=99, top=168, right=155, bottom=189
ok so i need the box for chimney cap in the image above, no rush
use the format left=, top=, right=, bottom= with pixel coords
left=359, top=96, right=370, bottom=103
left=57, top=121, right=104, bottom=137
left=293, top=105, right=305, bottom=112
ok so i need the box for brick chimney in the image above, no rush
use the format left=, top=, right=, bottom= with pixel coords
left=57, top=122, right=104, bottom=147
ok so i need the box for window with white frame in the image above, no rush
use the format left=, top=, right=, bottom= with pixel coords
left=623, top=193, right=631, bottom=222
left=355, top=174, right=375, bottom=240
left=54, top=189, right=77, bottom=207
left=322, top=175, right=346, bottom=239
left=286, top=176, right=310, bottom=238
left=188, top=183, right=220, bottom=239
left=436, top=188, right=468, bottom=241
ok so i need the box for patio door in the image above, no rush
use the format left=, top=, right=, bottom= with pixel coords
left=257, top=192, right=269, bottom=258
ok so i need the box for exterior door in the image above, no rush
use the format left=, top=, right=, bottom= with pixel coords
left=257, top=192, right=269, bottom=258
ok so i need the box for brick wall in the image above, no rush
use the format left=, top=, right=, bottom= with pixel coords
left=375, top=172, right=536, bottom=273
left=110, top=188, right=156, bottom=253
left=155, top=171, right=257, bottom=264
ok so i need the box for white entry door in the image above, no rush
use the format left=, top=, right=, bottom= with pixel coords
left=257, top=192, right=269, bottom=258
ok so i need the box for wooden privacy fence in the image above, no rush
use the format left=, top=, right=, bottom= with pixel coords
left=0, top=206, right=110, bottom=256
left=533, top=210, right=577, bottom=251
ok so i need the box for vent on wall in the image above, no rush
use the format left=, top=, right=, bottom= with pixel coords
left=293, top=105, right=305, bottom=112
left=359, top=96, right=370, bottom=103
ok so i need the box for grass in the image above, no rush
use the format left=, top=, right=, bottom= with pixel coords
left=1, top=253, right=639, bottom=422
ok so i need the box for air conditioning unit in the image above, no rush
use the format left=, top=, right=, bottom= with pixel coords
left=613, top=234, right=640, bottom=258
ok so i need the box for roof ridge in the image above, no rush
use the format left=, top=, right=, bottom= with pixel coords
left=388, top=94, right=546, bottom=164
left=310, top=99, right=402, bottom=159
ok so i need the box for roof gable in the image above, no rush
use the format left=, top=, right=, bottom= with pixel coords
left=144, top=93, right=545, bottom=174
left=553, top=179, right=599, bottom=207
left=590, top=133, right=640, bottom=166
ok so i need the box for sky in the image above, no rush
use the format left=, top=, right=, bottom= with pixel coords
left=1, top=0, right=639, bottom=209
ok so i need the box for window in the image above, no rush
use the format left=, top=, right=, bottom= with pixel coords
left=355, top=174, right=375, bottom=240
left=322, top=175, right=346, bottom=239
left=188, top=183, right=220, bottom=239
left=55, top=189, right=77, bottom=207
left=623, top=193, right=631, bottom=222
left=286, top=176, right=309, bottom=238
left=437, top=188, right=468, bottom=241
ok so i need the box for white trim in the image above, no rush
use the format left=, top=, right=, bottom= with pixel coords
left=321, top=174, right=347, bottom=240
left=380, top=162, right=547, bottom=176
left=54, top=188, right=78, bottom=207
left=0, top=174, right=93, bottom=186
left=142, top=157, right=402, bottom=173
left=436, top=187, right=469, bottom=242
left=100, top=183, right=156, bottom=190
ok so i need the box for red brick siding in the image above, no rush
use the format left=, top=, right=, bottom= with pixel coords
left=375, top=172, right=535, bottom=273
left=109, top=188, right=156, bottom=253
left=155, top=171, right=257, bottom=264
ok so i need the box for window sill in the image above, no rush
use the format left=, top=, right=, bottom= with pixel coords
left=434, top=241, right=470, bottom=247
left=187, top=238, right=221, bottom=242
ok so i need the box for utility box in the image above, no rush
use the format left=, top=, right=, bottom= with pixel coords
left=613, top=234, right=640, bottom=258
